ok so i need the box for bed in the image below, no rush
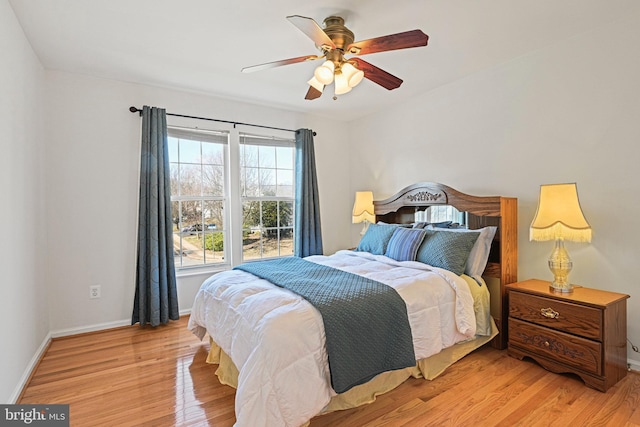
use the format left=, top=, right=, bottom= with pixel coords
left=188, top=182, right=518, bottom=427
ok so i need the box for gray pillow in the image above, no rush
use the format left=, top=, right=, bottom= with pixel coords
left=416, top=229, right=481, bottom=275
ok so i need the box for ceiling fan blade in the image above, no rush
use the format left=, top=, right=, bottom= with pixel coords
left=349, top=59, right=403, bottom=90
left=287, top=15, right=336, bottom=50
left=241, top=55, right=322, bottom=73
left=305, top=85, right=323, bottom=100
left=347, top=29, right=428, bottom=56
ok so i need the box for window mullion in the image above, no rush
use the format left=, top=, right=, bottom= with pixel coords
left=228, top=127, right=243, bottom=267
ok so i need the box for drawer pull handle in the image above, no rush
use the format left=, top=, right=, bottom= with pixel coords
left=544, top=341, right=550, bottom=347
left=540, top=308, right=559, bottom=319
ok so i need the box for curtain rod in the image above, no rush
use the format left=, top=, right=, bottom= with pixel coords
left=128, top=106, right=316, bottom=136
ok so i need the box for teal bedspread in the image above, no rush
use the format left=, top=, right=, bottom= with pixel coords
left=234, top=257, right=415, bottom=393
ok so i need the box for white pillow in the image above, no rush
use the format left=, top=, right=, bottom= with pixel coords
left=426, top=225, right=497, bottom=278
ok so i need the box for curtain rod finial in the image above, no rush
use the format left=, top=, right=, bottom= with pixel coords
left=129, top=106, right=142, bottom=116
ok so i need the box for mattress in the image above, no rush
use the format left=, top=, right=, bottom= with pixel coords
left=188, top=250, right=492, bottom=427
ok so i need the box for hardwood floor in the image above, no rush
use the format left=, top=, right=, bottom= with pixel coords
left=19, top=316, right=640, bottom=426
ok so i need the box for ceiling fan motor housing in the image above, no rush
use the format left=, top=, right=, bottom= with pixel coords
left=322, top=16, right=354, bottom=50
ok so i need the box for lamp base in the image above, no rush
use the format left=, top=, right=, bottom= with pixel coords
left=548, top=239, right=574, bottom=293
left=549, top=283, right=574, bottom=293
left=360, top=220, right=371, bottom=236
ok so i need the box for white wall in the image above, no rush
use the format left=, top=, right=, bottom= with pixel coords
left=0, top=0, right=48, bottom=403
left=7, top=0, right=638, bottom=403
left=44, top=72, right=352, bottom=333
left=348, top=13, right=640, bottom=367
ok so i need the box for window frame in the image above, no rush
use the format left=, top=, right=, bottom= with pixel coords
left=166, top=122, right=297, bottom=276
left=239, top=133, right=296, bottom=263
left=168, top=126, right=230, bottom=271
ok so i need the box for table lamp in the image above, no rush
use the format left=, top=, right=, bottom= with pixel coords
left=352, top=191, right=375, bottom=235
left=530, top=183, right=592, bottom=293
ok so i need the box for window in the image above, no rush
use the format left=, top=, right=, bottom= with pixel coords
left=168, top=127, right=295, bottom=271
left=419, top=205, right=466, bottom=226
left=240, top=134, right=295, bottom=261
left=168, top=128, right=228, bottom=268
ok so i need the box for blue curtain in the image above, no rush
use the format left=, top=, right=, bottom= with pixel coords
left=132, top=106, right=179, bottom=326
left=294, top=129, right=323, bottom=257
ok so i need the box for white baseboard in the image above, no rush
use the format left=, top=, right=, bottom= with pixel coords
left=628, top=356, right=640, bottom=373
left=9, top=332, right=52, bottom=404
left=50, top=319, right=131, bottom=338
left=50, top=309, right=192, bottom=338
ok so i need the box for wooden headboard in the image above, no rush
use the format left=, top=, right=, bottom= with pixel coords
left=374, top=182, right=518, bottom=349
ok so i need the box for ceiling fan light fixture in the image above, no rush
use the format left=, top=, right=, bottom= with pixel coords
left=243, top=15, right=429, bottom=100
left=341, top=62, right=365, bottom=88
left=307, top=76, right=324, bottom=92
left=334, top=71, right=352, bottom=95
left=314, top=60, right=335, bottom=85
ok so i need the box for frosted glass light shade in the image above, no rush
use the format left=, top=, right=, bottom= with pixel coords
left=352, top=191, right=375, bottom=224
left=341, top=62, right=365, bottom=88
left=530, top=183, right=592, bottom=242
left=307, top=76, right=324, bottom=92
left=314, top=60, right=335, bottom=85
left=334, top=71, right=352, bottom=95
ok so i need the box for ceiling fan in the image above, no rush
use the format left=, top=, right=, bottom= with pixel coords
left=241, top=15, right=429, bottom=100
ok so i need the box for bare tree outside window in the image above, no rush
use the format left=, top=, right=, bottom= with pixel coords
left=169, top=130, right=228, bottom=268
left=240, top=134, right=295, bottom=261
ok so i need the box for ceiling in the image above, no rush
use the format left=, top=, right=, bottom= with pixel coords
left=8, top=0, right=637, bottom=121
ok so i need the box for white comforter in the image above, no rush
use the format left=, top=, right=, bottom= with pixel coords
left=188, top=250, right=478, bottom=427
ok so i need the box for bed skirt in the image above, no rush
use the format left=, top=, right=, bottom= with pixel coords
left=205, top=319, right=497, bottom=421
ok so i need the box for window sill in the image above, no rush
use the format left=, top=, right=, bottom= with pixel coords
left=176, top=264, right=230, bottom=279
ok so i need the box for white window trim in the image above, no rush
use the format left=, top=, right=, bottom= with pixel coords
left=166, top=121, right=296, bottom=277
left=168, top=126, right=230, bottom=273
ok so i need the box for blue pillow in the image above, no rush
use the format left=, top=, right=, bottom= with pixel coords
left=385, top=228, right=427, bottom=261
left=416, top=229, right=480, bottom=275
left=356, top=223, right=398, bottom=255
left=436, top=226, right=498, bottom=278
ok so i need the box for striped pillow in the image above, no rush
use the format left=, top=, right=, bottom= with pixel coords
left=385, top=228, right=427, bottom=261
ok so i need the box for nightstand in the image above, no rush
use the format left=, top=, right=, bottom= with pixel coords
left=507, top=279, right=629, bottom=392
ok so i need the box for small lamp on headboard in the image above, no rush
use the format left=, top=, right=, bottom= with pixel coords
left=530, top=183, right=592, bottom=293
left=352, top=191, right=375, bottom=235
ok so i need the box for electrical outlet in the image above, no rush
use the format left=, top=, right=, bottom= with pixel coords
left=90, top=285, right=101, bottom=299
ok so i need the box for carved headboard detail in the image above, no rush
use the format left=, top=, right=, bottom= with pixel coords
left=374, top=182, right=518, bottom=349
left=406, top=190, right=445, bottom=203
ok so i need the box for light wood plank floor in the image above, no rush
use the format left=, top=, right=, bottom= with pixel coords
left=19, top=316, right=640, bottom=426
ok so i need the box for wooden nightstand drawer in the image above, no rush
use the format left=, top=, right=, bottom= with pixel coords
left=507, top=279, right=629, bottom=392
left=509, top=318, right=602, bottom=375
left=509, top=292, right=602, bottom=340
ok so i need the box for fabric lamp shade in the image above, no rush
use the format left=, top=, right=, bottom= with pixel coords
left=530, top=183, right=592, bottom=242
left=352, top=191, right=375, bottom=224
